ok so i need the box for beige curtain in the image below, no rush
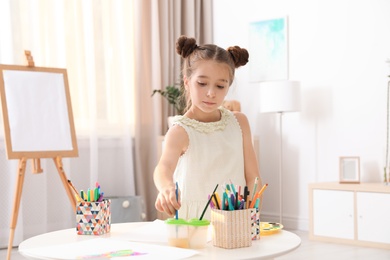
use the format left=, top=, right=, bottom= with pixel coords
left=133, top=0, right=213, bottom=220
left=0, top=0, right=138, bottom=247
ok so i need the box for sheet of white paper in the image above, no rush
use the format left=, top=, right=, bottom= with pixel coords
left=22, top=238, right=198, bottom=260
left=3, top=70, right=73, bottom=151
left=115, top=219, right=212, bottom=243
left=115, top=219, right=168, bottom=243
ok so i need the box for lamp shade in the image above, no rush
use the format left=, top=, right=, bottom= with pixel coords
left=259, top=80, right=301, bottom=113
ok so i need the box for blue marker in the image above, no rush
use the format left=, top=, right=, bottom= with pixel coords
left=254, top=198, right=260, bottom=209
left=228, top=194, right=235, bottom=210
left=239, top=199, right=245, bottom=210
left=222, top=192, right=228, bottom=210
left=97, top=192, right=104, bottom=202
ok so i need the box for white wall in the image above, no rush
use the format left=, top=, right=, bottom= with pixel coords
left=213, top=0, right=390, bottom=230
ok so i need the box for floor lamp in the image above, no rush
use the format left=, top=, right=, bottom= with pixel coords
left=259, top=80, right=301, bottom=225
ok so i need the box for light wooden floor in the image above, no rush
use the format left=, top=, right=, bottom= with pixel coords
left=2, top=229, right=389, bottom=259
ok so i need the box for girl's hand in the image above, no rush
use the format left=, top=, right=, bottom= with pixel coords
left=155, top=184, right=181, bottom=216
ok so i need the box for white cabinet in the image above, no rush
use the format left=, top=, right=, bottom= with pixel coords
left=309, top=182, right=390, bottom=249
left=357, top=192, right=390, bottom=244
left=313, top=189, right=354, bottom=239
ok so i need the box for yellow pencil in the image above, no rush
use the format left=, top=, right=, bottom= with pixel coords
left=257, top=183, right=268, bottom=197
left=214, top=192, right=222, bottom=209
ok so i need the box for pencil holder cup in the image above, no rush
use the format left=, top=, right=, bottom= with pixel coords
left=211, top=208, right=252, bottom=249
left=76, top=199, right=111, bottom=235
left=250, top=208, right=260, bottom=240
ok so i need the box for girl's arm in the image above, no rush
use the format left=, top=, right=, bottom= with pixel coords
left=234, top=112, right=262, bottom=197
left=153, top=124, right=188, bottom=216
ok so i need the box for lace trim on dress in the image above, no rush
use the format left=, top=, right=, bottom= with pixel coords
left=172, top=107, right=231, bottom=134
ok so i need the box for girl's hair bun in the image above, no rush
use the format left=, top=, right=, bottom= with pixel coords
left=176, top=35, right=198, bottom=58
left=227, top=46, right=249, bottom=68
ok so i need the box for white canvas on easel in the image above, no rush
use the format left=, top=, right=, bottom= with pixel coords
left=0, top=65, right=78, bottom=158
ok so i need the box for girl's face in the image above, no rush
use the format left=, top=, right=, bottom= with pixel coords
left=185, top=60, right=231, bottom=114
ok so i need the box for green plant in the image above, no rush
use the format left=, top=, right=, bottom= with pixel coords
left=152, top=85, right=186, bottom=115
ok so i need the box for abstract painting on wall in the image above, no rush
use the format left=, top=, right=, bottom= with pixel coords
left=249, top=17, right=288, bottom=82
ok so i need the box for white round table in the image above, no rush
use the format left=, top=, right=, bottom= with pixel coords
left=19, top=222, right=301, bottom=260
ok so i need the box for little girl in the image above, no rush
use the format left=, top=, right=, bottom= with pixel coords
left=153, top=35, right=261, bottom=220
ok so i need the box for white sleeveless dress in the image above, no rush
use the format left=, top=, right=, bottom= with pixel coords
left=171, top=107, right=246, bottom=220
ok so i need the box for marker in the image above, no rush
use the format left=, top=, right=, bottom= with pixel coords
left=254, top=198, right=260, bottom=209
left=238, top=199, right=245, bottom=210
left=251, top=177, right=258, bottom=201
left=235, top=192, right=239, bottom=209
left=80, top=190, right=86, bottom=201
left=228, top=194, right=235, bottom=210
left=89, top=189, right=95, bottom=202
left=225, top=183, right=231, bottom=194
left=97, top=192, right=104, bottom=202
left=222, top=192, right=228, bottom=210
left=243, top=186, right=249, bottom=209
left=94, top=187, right=99, bottom=201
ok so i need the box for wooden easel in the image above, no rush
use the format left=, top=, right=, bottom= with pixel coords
left=7, top=157, right=77, bottom=259
left=1, top=52, right=79, bottom=260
